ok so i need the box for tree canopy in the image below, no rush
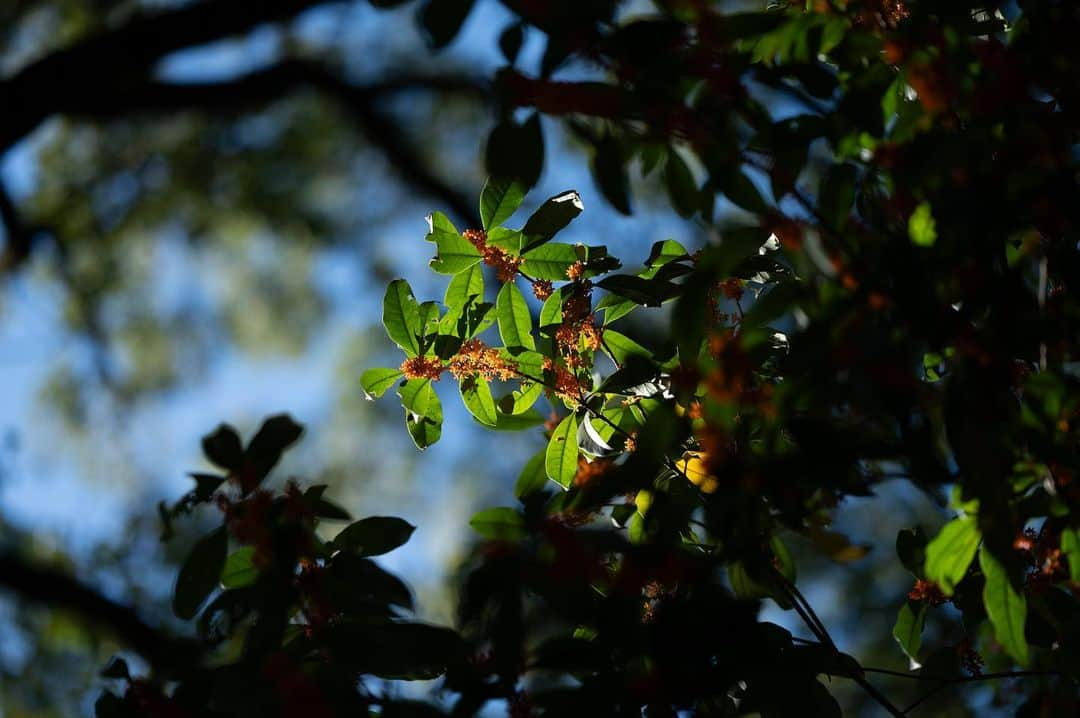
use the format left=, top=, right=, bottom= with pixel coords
left=2, top=0, right=1080, bottom=716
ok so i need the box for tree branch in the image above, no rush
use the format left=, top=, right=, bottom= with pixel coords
left=58, top=60, right=485, bottom=227
left=0, top=0, right=348, bottom=150
left=0, top=552, right=199, bottom=674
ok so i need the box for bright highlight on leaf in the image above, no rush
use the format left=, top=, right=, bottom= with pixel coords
left=924, top=517, right=981, bottom=595
left=909, top=202, right=937, bottom=247
left=979, top=549, right=1030, bottom=667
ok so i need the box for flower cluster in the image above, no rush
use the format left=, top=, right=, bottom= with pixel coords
left=531, top=279, right=554, bottom=300
left=543, top=356, right=588, bottom=406
left=401, top=355, right=444, bottom=381
left=464, top=228, right=523, bottom=282
left=573, top=456, right=612, bottom=487
left=907, top=578, right=948, bottom=606
left=448, top=339, right=518, bottom=381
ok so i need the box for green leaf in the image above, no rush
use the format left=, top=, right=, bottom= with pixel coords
left=602, top=330, right=652, bottom=365
left=599, top=295, right=636, bottom=324
left=333, top=516, right=416, bottom=557
left=173, top=526, right=227, bottom=620
left=405, top=412, right=442, bottom=450
left=818, top=163, right=857, bottom=228
left=592, top=137, right=631, bottom=214
left=480, top=177, right=525, bottom=230
left=1062, top=528, right=1080, bottom=580
left=425, top=211, right=458, bottom=240
left=664, top=150, right=700, bottom=218
left=430, top=232, right=482, bottom=275
left=419, top=0, right=476, bottom=49
left=486, top=114, right=544, bottom=189
left=245, top=414, right=304, bottom=484
left=469, top=507, right=527, bottom=540
left=459, top=377, right=498, bottom=427
left=499, top=23, right=524, bottom=63
left=496, top=281, right=535, bottom=351
left=896, top=527, right=928, bottom=578
left=522, top=243, right=580, bottom=280
left=486, top=227, right=524, bottom=254
left=488, top=407, right=546, bottom=431
left=515, top=449, right=550, bottom=499
left=924, top=516, right=981, bottom=595
left=645, top=239, right=690, bottom=268
left=980, top=549, right=1030, bottom=667
left=362, top=368, right=404, bottom=399
left=504, top=380, right=543, bottom=415
left=383, top=279, right=422, bottom=357
left=399, top=378, right=442, bottom=422
left=715, top=168, right=769, bottom=214
left=909, top=202, right=938, bottom=247
left=892, top=601, right=926, bottom=667
left=545, top=414, right=579, bottom=488
left=539, top=291, right=564, bottom=328
left=220, top=547, right=259, bottom=589
left=444, top=263, right=484, bottom=310
left=596, top=274, right=679, bottom=306
left=201, top=424, right=244, bottom=472
left=522, top=190, right=584, bottom=248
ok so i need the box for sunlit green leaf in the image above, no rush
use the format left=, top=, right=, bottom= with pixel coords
left=361, top=368, right=404, bottom=400
left=924, top=516, right=981, bottom=595
left=909, top=202, right=937, bottom=247
left=980, top=549, right=1030, bottom=667
left=480, top=177, right=525, bottom=230
left=546, top=414, right=579, bottom=488
left=469, top=507, right=526, bottom=540
left=522, top=243, right=580, bottom=281
left=496, top=281, right=535, bottom=351
left=892, top=601, right=926, bottom=667
left=430, top=232, right=482, bottom=274
left=383, top=279, right=422, bottom=357
left=220, top=547, right=259, bottom=589
left=459, top=377, right=498, bottom=427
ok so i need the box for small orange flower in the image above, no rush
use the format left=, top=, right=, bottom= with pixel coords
left=464, top=228, right=523, bottom=282
left=532, top=279, right=554, bottom=300
left=448, top=339, right=517, bottom=381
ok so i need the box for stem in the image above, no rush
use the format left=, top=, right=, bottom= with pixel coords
left=863, top=666, right=1063, bottom=684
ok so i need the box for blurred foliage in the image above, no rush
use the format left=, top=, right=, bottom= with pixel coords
left=3, top=0, right=1080, bottom=717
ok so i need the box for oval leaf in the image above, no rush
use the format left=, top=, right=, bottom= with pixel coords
left=545, top=414, right=580, bottom=488
left=924, top=516, right=981, bottom=595
left=173, top=526, right=227, bottom=620
left=333, top=516, right=417, bottom=557
left=496, top=281, right=535, bottom=351
left=361, top=368, right=404, bottom=399
left=980, top=549, right=1030, bottom=667
left=383, top=279, right=422, bottom=357
left=480, top=177, right=525, bottom=230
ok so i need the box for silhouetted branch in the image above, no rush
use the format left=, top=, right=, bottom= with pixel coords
left=0, top=552, right=199, bottom=674
left=0, top=0, right=348, bottom=150
left=0, top=180, right=33, bottom=270
left=53, top=60, right=487, bottom=226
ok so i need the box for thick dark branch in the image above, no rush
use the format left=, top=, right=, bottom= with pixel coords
left=0, top=0, right=347, bottom=150
left=58, top=59, right=485, bottom=227
left=0, top=552, right=199, bottom=674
